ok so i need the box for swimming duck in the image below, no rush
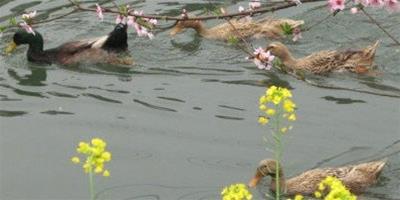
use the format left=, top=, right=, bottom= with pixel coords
left=170, top=17, right=304, bottom=40
left=7, top=23, right=133, bottom=65
left=265, top=41, right=379, bottom=74
left=248, top=159, right=386, bottom=196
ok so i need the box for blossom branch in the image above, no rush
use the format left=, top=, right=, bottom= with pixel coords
left=68, top=0, right=326, bottom=21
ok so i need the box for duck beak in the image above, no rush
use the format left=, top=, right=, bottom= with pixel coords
left=170, top=28, right=180, bottom=36
left=5, top=41, right=17, bottom=55
left=248, top=170, right=263, bottom=188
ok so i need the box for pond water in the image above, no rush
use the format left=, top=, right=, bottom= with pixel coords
left=1, top=0, right=399, bottom=199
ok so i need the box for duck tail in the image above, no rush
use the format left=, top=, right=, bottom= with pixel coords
left=363, top=40, right=379, bottom=59
left=371, top=159, right=386, bottom=177
left=292, top=20, right=305, bottom=28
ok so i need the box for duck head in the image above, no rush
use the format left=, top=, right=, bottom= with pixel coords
left=102, top=23, right=128, bottom=52
left=6, top=29, right=43, bottom=54
left=170, top=20, right=204, bottom=36
left=266, top=42, right=292, bottom=60
left=249, top=159, right=283, bottom=188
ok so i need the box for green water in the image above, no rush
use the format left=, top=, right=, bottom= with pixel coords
left=0, top=0, right=399, bottom=199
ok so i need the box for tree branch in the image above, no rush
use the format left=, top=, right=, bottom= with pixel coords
left=68, top=0, right=326, bottom=21
left=360, top=7, right=400, bottom=45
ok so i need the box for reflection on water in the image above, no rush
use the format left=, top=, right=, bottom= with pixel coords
left=8, top=67, right=47, bottom=86
left=0, top=0, right=399, bottom=200
left=321, top=96, right=366, bottom=104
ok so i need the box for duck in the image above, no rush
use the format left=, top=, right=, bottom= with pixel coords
left=248, top=159, right=386, bottom=196
left=265, top=41, right=379, bottom=74
left=169, top=17, right=304, bottom=40
left=6, top=23, right=133, bottom=65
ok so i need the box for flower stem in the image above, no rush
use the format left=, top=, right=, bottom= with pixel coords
left=274, top=104, right=282, bottom=200
left=88, top=165, right=95, bottom=200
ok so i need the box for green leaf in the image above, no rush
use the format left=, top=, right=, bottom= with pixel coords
left=227, top=35, right=239, bottom=45
left=9, top=17, right=17, bottom=26
left=0, top=25, right=5, bottom=32
left=280, top=22, right=293, bottom=36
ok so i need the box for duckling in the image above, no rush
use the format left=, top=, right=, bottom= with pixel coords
left=265, top=41, right=379, bottom=74
left=248, top=159, right=386, bottom=196
left=170, top=17, right=304, bottom=40
left=7, top=23, right=133, bottom=65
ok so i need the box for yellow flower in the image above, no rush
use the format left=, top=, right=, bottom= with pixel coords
left=288, top=114, right=296, bottom=121
left=283, top=99, right=296, bottom=113
left=258, top=116, right=269, bottom=125
left=259, top=95, right=267, bottom=104
left=91, top=138, right=104, bottom=146
left=77, top=142, right=90, bottom=154
left=103, top=170, right=110, bottom=177
left=266, top=109, right=276, bottom=116
left=282, top=88, right=292, bottom=98
left=221, top=183, right=252, bottom=200
left=266, top=85, right=277, bottom=96
left=72, top=137, right=111, bottom=177
left=259, top=104, right=267, bottom=111
left=272, top=95, right=282, bottom=105
left=315, top=176, right=357, bottom=200
left=71, top=156, right=80, bottom=164
left=294, top=195, right=303, bottom=200
left=314, top=191, right=322, bottom=198
left=318, top=183, right=325, bottom=191
left=280, top=127, right=288, bottom=133
left=94, top=166, right=103, bottom=174
left=101, top=151, right=112, bottom=161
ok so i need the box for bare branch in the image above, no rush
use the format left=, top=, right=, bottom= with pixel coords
left=360, top=7, right=400, bottom=45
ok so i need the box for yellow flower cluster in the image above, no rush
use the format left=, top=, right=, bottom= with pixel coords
left=221, top=183, right=253, bottom=200
left=287, top=195, right=304, bottom=200
left=71, top=138, right=112, bottom=177
left=258, top=86, right=296, bottom=132
left=314, top=176, right=357, bottom=200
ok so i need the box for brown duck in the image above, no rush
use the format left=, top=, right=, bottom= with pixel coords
left=265, top=41, right=379, bottom=74
left=170, top=17, right=304, bottom=40
left=248, top=159, right=386, bottom=196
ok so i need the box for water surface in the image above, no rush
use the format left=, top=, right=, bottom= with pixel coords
left=1, top=0, right=399, bottom=199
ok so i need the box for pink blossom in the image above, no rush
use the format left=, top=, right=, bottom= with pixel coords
left=328, top=0, right=346, bottom=12
left=133, top=23, right=142, bottom=35
left=19, top=22, right=35, bottom=35
left=147, top=32, right=154, bottom=40
left=22, top=10, right=37, bottom=20
left=350, top=7, right=359, bottom=13
left=115, top=15, right=127, bottom=24
left=238, top=6, right=245, bottom=12
left=95, top=4, right=104, bottom=21
left=133, top=10, right=143, bottom=16
left=292, top=0, right=303, bottom=5
left=253, top=47, right=274, bottom=70
left=384, top=0, right=400, bottom=12
left=181, top=9, right=188, bottom=18
left=249, top=0, right=261, bottom=10
left=292, top=28, right=302, bottom=42
left=127, top=16, right=135, bottom=26
left=369, top=0, right=384, bottom=7
left=148, top=18, right=158, bottom=25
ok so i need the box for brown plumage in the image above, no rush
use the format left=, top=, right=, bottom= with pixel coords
left=170, top=17, right=304, bottom=40
left=265, top=41, right=379, bottom=74
left=248, top=159, right=386, bottom=196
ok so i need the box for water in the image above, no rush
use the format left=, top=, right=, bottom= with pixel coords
left=0, top=0, right=399, bottom=199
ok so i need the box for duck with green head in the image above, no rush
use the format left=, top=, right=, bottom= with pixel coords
left=6, top=23, right=133, bottom=65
